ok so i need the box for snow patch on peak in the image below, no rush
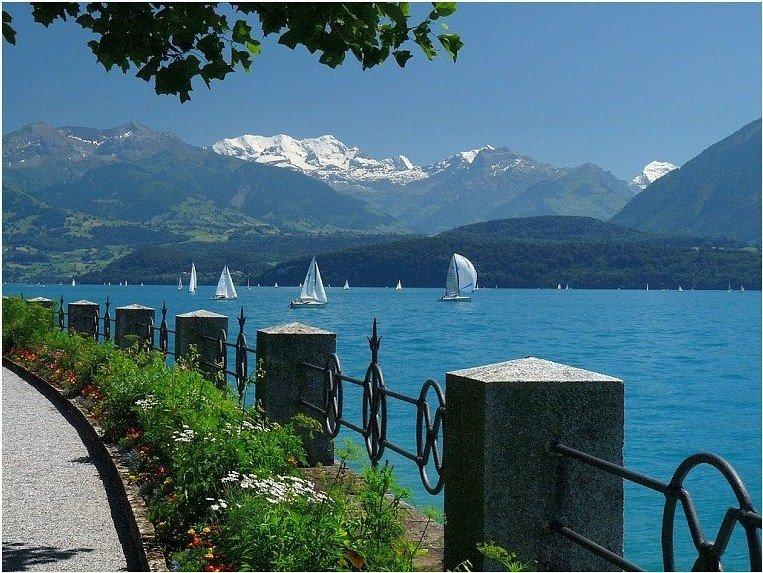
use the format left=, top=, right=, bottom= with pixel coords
left=632, top=160, right=677, bottom=189
left=212, top=133, right=427, bottom=188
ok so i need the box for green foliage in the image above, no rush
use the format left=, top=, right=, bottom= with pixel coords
left=3, top=301, right=419, bottom=571
left=1, top=296, right=53, bottom=348
left=477, top=541, right=529, bottom=572
left=4, top=3, right=462, bottom=102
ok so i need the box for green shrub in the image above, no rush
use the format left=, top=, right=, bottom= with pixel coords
left=3, top=299, right=419, bottom=572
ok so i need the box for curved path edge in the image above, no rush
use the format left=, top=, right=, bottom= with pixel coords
left=3, top=358, right=167, bottom=572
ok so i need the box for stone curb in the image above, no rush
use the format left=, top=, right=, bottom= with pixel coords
left=3, top=358, right=168, bottom=572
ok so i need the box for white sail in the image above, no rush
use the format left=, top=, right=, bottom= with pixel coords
left=178, top=277, right=183, bottom=290
left=71, top=278, right=76, bottom=286
left=215, top=266, right=238, bottom=299
left=343, top=279, right=350, bottom=290
left=189, top=264, right=197, bottom=293
left=396, top=280, right=402, bottom=290
left=298, top=257, right=328, bottom=303
left=444, top=253, right=477, bottom=297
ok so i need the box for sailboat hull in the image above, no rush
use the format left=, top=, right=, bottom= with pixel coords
left=290, top=299, right=326, bottom=308
left=440, top=295, right=471, bottom=302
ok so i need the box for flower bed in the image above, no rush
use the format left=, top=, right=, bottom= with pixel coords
left=2, top=297, right=425, bottom=572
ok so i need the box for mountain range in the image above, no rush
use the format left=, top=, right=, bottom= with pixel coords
left=213, top=133, right=675, bottom=233
left=2, top=122, right=400, bottom=282
left=2, top=119, right=759, bottom=283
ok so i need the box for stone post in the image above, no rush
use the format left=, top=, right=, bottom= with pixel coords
left=67, top=300, right=99, bottom=338
left=175, top=310, right=228, bottom=380
left=27, top=296, right=54, bottom=309
left=443, top=357, right=624, bottom=572
left=115, top=304, right=155, bottom=350
left=256, top=322, right=336, bottom=466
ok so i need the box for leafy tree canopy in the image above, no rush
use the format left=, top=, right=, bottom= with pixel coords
left=3, top=2, right=462, bottom=102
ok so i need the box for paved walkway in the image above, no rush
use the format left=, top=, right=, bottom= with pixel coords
left=2, top=367, right=128, bottom=571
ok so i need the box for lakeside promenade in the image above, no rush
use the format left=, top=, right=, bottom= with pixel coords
left=2, top=367, right=128, bottom=571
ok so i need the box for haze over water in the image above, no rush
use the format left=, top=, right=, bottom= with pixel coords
left=5, top=283, right=760, bottom=570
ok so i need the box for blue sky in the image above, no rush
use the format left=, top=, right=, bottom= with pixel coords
left=2, top=2, right=760, bottom=179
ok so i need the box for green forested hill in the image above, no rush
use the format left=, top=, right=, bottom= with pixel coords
left=256, top=216, right=760, bottom=290
left=613, top=119, right=761, bottom=244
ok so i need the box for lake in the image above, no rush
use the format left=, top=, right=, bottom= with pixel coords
left=4, top=283, right=761, bottom=570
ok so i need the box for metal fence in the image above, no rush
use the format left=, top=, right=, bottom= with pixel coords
left=548, top=441, right=762, bottom=571
left=298, top=318, right=446, bottom=494
left=147, top=301, right=175, bottom=357
left=201, top=307, right=256, bottom=402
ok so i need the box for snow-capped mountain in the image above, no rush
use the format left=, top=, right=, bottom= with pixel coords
left=212, top=132, right=641, bottom=232
left=631, top=160, right=678, bottom=189
left=212, top=133, right=427, bottom=192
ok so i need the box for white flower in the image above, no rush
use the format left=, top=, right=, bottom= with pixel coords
left=172, top=427, right=196, bottom=443
left=135, top=395, right=159, bottom=411
left=220, top=473, right=330, bottom=504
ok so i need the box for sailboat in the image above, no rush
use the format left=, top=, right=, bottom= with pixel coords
left=565, top=284, right=570, bottom=290
left=678, top=286, right=683, bottom=292
left=247, top=278, right=251, bottom=291
left=178, top=276, right=183, bottom=290
left=741, top=285, right=745, bottom=292
left=71, top=278, right=76, bottom=286
left=189, top=263, right=197, bottom=294
left=396, top=280, right=403, bottom=291
left=343, top=279, right=350, bottom=290
left=557, top=283, right=562, bottom=290
left=214, top=266, right=238, bottom=300
left=290, top=257, right=327, bottom=308
left=646, top=283, right=649, bottom=291
left=441, top=253, right=477, bottom=302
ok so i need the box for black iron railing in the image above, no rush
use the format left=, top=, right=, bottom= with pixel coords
left=299, top=319, right=445, bottom=494
left=201, top=307, right=256, bottom=402
left=548, top=440, right=762, bottom=572
left=147, top=301, right=175, bottom=357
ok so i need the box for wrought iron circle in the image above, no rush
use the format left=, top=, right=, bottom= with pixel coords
left=362, top=362, right=388, bottom=464
left=661, top=452, right=761, bottom=572
left=416, top=379, right=445, bottom=494
left=323, top=353, right=343, bottom=438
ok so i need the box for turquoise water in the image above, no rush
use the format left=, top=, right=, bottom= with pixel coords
left=4, top=283, right=761, bottom=570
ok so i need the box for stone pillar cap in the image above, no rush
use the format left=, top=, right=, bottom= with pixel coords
left=258, top=322, right=334, bottom=335
left=448, top=356, right=621, bottom=383
left=176, top=309, right=227, bottom=318
left=116, top=303, right=155, bottom=310
left=28, top=297, right=53, bottom=302
left=70, top=299, right=99, bottom=306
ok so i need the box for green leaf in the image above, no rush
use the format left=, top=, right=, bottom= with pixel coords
left=2, top=11, right=16, bottom=45
left=278, top=29, right=299, bottom=50
left=232, top=19, right=252, bottom=43
left=433, top=3, right=458, bottom=17
left=319, top=50, right=345, bottom=68
left=75, top=13, right=95, bottom=28
left=393, top=50, right=412, bottom=67
left=201, top=59, right=234, bottom=82
left=438, top=33, right=463, bottom=61
left=245, top=40, right=261, bottom=55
